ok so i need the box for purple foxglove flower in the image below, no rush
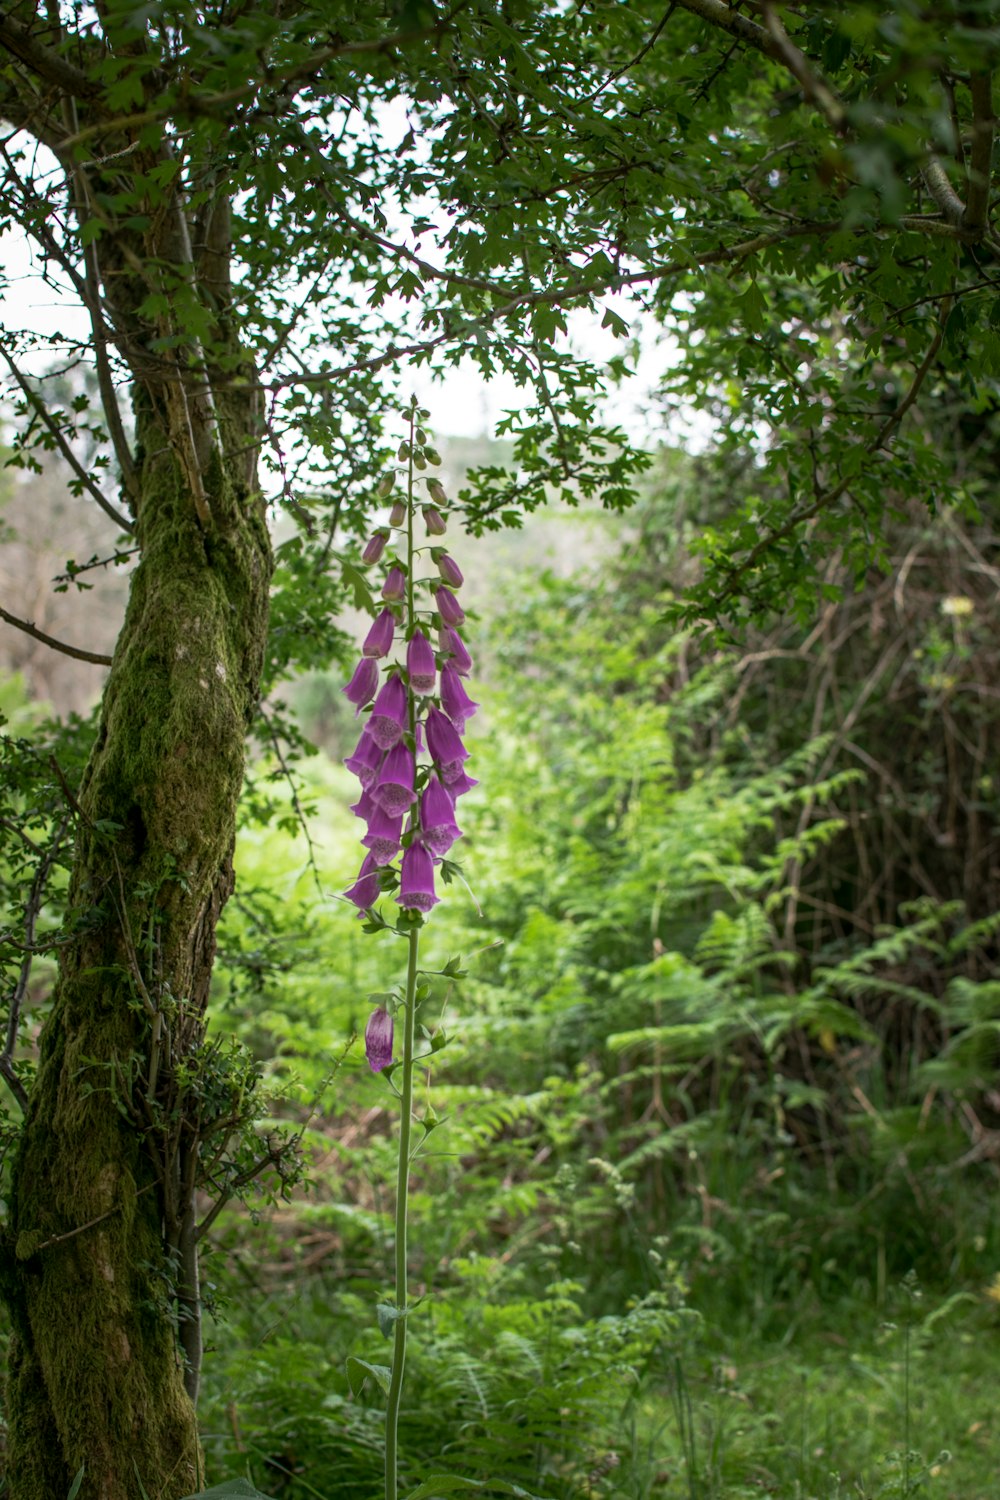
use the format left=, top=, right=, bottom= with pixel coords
left=350, top=787, right=376, bottom=821
left=342, top=656, right=379, bottom=712
left=425, top=704, right=469, bottom=783
left=442, top=627, right=473, bottom=677
left=369, top=672, right=408, bottom=750
left=420, top=777, right=462, bottom=857
left=445, top=770, right=479, bottom=799
left=422, top=505, right=447, bottom=536
left=362, top=530, right=389, bottom=565
left=365, top=1008, right=394, bottom=1073
left=382, top=566, right=406, bottom=601
left=440, top=663, right=478, bottom=732
left=407, top=628, right=436, bottom=695
left=372, top=742, right=417, bottom=816
left=437, top=553, right=464, bottom=589
left=345, top=852, right=380, bottom=911
left=435, top=586, right=465, bottom=627
left=362, top=804, right=404, bottom=865
left=389, top=500, right=407, bottom=527
left=399, top=842, right=439, bottom=912
left=345, top=727, right=382, bottom=787
left=362, top=608, right=396, bottom=659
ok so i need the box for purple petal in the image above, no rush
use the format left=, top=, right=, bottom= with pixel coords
left=362, top=608, right=396, bottom=659
left=399, top=843, right=439, bottom=912
left=365, top=1008, right=394, bottom=1072
left=369, top=673, right=408, bottom=750
left=407, top=628, right=437, bottom=695
left=440, top=663, right=478, bottom=731
left=342, top=657, right=379, bottom=712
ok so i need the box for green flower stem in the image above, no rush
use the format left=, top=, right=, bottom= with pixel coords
left=385, top=399, right=420, bottom=1500
left=384, top=920, right=420, bottom=1500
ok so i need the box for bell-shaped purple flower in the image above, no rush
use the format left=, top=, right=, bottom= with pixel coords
left=372, top=742, right=417, bottom=816
left=342, top=656, right=379, bottom=713
left=440, top=663, right=478, bottom=732
left=435, top=587, right=465, bottom=627
left=425, top=704, right=469, bottom=784
left=445, top=770, right=479, bottom=799
left=399, top=842, right=439, bottom=912
left=369, top=673, right=408, bottom=750
left=437, top=553, right=464, bottom=589
left=345, top=727, right=382, bottom=787
left=345, top=852, right=380, bottom=911
left=423, top=505, right=447, bottom=536
left=362, top=804, right=404, bottom=865
left=362, top=608, right=396, bottom=659
left=389, top=499, right=407, bottom=527
left=365, top=1008, right=394, bottom=1073
left=420, top=777, right=462, bottom=857
left=362, top=530, right=389, bottom=565
left=350, top=787, right=376, bottom=822
left=382, top=565, right=406, bottom=601
left=407, top=628, right=436, bottom=695
left=441, top=627, right=473, bottom=678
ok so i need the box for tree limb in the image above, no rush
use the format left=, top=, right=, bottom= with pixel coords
left=672, top=0, right=780, bottom=59
left=1, top=818, right=70, bottom=1113
left=0, top=605, right=113, bottom=666
left=964, top=71, right=995, bottom=233
left=759, top=2, right=847, bottom=133
left=0, top=12, right=99, bottom=102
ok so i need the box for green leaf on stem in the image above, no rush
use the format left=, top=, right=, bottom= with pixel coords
left=346, top=1355, right=392, bottom=1396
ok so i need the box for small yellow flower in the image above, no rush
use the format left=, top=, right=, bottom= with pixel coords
left=941, top=594, right=974, bottom=617
left=983, top=1272, right=1000, bottom=1304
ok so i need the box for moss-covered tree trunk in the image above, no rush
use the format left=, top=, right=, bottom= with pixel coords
left=2, top=390, right=270, bottom=1497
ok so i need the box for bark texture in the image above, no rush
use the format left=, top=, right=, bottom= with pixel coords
left=1, top=401, right=270, bottom=1498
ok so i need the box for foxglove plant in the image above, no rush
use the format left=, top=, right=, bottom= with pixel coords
left=340, top=398, right=476, bottom=1500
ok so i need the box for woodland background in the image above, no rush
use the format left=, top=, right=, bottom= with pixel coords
left=2, top=415, right=999, bottom=1498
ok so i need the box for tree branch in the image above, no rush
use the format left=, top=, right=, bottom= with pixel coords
left=1, top=818, right=70, bottom=1114
left=759, top=2, right=847, bottom=133
left=964, top=71, right=995, bottom=233
left=0, top=12, right=99, bottom=102
left=0, top=343, right=134, bottom=533
left=672, top=0, right=780, bottom=59
left=0, top=604, right=113, bottom=666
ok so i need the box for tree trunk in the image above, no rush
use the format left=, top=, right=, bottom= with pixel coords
left=1, top=390, right=271, bottom=1498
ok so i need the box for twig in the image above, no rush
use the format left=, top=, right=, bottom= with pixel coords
left=964, top=72, right=995, bottom=233
left=0, top=342, right=134, bottom=533
left=1, top=818, right=71, bottom=1113
left=759, top=3, right=847, bottom=133
left=0, top=604, right=113, bottom=666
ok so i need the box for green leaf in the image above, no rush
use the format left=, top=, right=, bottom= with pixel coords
left=341, top=561, right=376, bottom=613
left=67, top=1468, right=85, bottom=1500
left=346, top=1355, right=391, bottom=1396
left=376, top=1301, right=406, bottom=1338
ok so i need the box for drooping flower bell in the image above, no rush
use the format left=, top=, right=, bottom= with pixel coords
left=407, top=628, right=436, bottom=695
left=365, top=1008, right=394, bottom=1072
left=441, top=627, right=472, bottom=677
left=369, top=673, right=408, bottom=750
left=435, top=587, right=464, bottom=627
left=422, top=505, right=447, bottom=536
left=439, top=663, right=478, bottom=732
left=363, top=608, right=396, bottom=659
left=373, top=743, right=418, bottom=816
left=342, top=656, right=379, bottom=712
left=362, top=804, right=404, bottom=866
left=420, top=777, right=462, bottom=857
left=345, top=852, right=380, bottom=911
left=399, top=842, right=439, bottom=912
left=345, top=727, right=383, bottom=787
left=425, top=704, right=469, bottom=785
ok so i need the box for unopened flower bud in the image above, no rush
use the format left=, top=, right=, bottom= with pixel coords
left=362, top=531, right=389, bottom=566
left=389, top=500, right=407, bottom=527
left=422, top=505, right=447, bottom=536
left=426, top=477, right=447, bottom=506
left=437, top=553, right=464, bottom=589
left=377, top=472, right=396, bottom=498
left=382, top=566, right=406, bottom=601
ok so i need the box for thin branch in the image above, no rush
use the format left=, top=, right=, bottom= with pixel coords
left=0, top=344, right=134, bottom=533
left=0, top=13, right=99, bottom=101
left=922, top=158, right=966, bottom=226
left=61, top=92, right=140, bottom=505
left=0, top=604, right=113, bottom=666
left=759, top=3, right=847, bottom=133
left=964, top=71, right=995, bottom=233
left=672, top=0, right=780, bottom=59
left=713, top=297, right=953, bottom=607
left=263, top=219, right=841, bottom=390
left=583, top=3, right=677, bottom=103
left=1, top=818, right=70, bottom=1113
